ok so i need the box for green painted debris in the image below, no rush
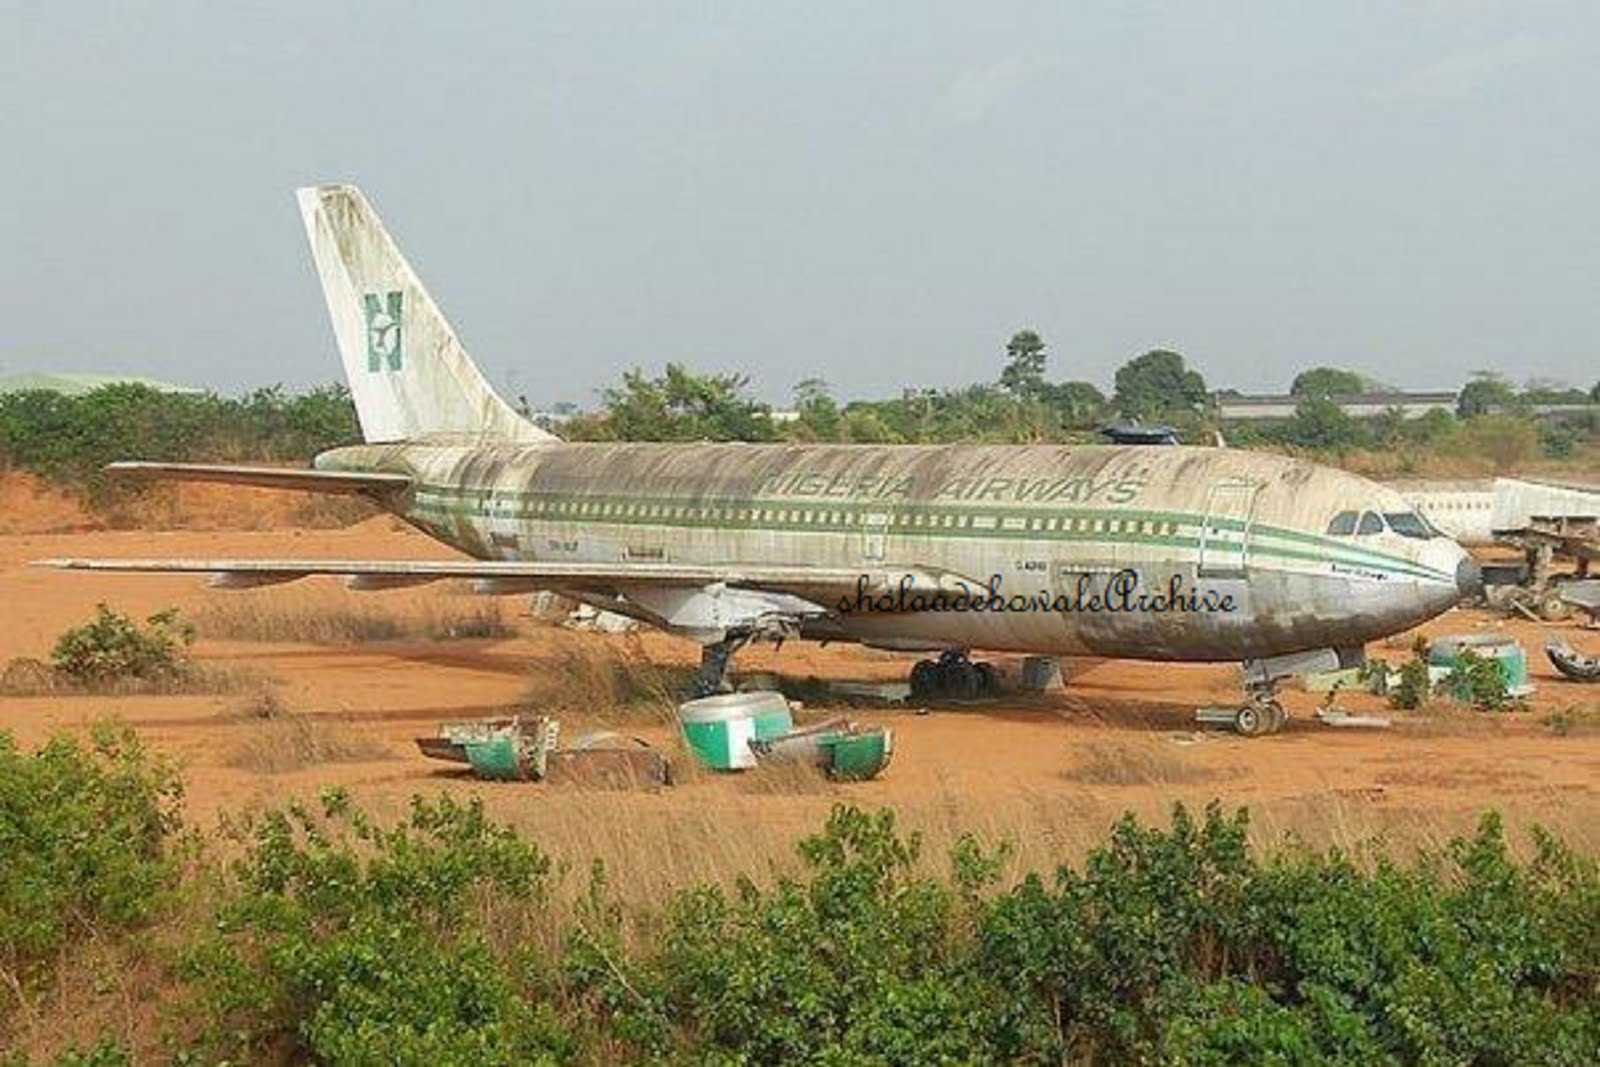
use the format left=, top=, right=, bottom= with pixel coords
left=818, top=727, right=894, bottom=780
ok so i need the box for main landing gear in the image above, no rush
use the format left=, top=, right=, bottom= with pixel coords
left=693, top=633, right=754, bottom=697
left=909, top=650, right=1001, bottom=702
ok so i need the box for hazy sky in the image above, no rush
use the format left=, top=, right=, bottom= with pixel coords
left=3, top=2, right=1596, bottom=407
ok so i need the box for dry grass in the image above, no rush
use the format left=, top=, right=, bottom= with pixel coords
left=197, top=593, right=517, bottom=645
left=737, top=758, right=837, bottom=796
left=1063, top=738, right=1229, bottom=787
left=224, top=688, right=392, bottom=773
left=1389, top=698, right=1523, bottom=738
left=523, top=630, right=692, bottom=723
left=0, top=656, right=271, bottom=697
left=1543, top=703, right=1600, bottom=737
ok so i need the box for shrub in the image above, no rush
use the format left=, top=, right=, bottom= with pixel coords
left=1389, top=641, right=1433, bottom=710
left=1444, top=648, right=1514, bottom=712
left=183, top=790, right=571, bottom=1064
left=50, top=605, right=194, bottom=685
left=0, top=725, right=182, bottom=1015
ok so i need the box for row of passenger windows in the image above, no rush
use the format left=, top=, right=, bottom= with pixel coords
left=473, top=497, right=1181, bottom=535
left=1325, top=510, right=1437, bottom=539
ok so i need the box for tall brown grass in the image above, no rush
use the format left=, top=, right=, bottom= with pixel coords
left=223, top=688, right=392, bottom=773
left=1063, top=738, right=1230, bottom=787
left=0, top=656, right=271, bottom=697
left=197, top=593, right=516, bottom=644
left=522, top=630, right=692, bottom=722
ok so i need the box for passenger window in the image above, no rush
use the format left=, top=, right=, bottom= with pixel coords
left=1357, top=512, right=1384, bottom=536
left=1326, top=511, right=1358, bottom=536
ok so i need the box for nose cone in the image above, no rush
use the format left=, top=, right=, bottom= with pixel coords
left=1456, top=555, right=1483, bottom=601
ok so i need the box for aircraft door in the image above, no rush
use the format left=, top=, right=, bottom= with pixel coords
left=861, top=511, right=889, bottom=562
left=1197, top=481, right=1260, bottom=578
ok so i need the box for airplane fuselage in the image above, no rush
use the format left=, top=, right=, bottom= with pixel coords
left=317, top=440, right=1473, bottom=662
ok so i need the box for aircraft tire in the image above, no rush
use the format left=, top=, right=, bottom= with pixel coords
left=1234, top=704, right=1266, bottom=737
left=950, top=663, right=983, bottom=702
left=910, top=660, right=941, bottom=700
left=1265, top=701, right=1287, bottom=734
left=974, top=662, right=1000, bottom=698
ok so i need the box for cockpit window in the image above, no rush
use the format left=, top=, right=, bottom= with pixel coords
left=1383, top=511, right=1434, bottom=539
left=1356, top=511, right=1384, bottom=536
left=1326, top=511, right=1359, bottom=536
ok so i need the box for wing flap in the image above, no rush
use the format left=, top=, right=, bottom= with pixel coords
left=105, top=462, right=411, bottom=498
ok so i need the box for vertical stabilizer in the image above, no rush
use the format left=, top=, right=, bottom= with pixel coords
left=296, top=184, right=554, bottom=444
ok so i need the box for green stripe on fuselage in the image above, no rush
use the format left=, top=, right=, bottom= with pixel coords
left=406, top=482, right=1453, bottom=584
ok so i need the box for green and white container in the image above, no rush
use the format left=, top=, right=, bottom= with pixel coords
left=678, top=691, right=793, bottom=771
left=1429, top=634, right=1533, bottom=697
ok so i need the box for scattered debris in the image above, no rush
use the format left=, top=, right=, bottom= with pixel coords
left=1315, top=707, right=1392, bottom=729
left=679, top=691, right=792, bottom=770
left=1546, top=637, right=1600, bottom=683
left=563, top=604, right=640, bottom=632
left=415, top=715, right=667, bottom=786
left=678, top=690, right=893, bottom=780
left=827, top=680, right=912, bottom=704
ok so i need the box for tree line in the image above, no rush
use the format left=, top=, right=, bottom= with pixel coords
left=0, top=336, right=1593, bottom=504
left=560, top=332, right=1599, bottom=464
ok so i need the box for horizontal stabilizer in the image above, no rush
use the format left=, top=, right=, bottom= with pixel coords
left=105, top=462, right=411, bottom=498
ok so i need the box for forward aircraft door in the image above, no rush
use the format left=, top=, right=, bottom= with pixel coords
left=1197, top=481, right=1260, bottom=578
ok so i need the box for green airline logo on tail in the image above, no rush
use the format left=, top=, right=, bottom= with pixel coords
left=363, top=291, right=403, bottom=371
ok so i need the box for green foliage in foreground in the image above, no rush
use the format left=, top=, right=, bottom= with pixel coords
left=2, top=728, right=1597, bottom=1064
left=0, top=726, right=182, bottom=1002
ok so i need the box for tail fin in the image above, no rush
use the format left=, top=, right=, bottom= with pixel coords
left=296, top=184, right=555, bottom=444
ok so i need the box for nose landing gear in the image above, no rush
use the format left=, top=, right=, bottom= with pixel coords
left=1233, top=689, right=1288, bottom=737
left=909, top=649, right=1001, bottom=702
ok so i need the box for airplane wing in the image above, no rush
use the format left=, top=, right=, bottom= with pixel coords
left=104, top=462, right=411, bottom=499
left=34, top=556, right=980, bottom=602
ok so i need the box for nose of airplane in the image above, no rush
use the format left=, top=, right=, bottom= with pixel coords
left=1456, top=554, right=1483, bottom=601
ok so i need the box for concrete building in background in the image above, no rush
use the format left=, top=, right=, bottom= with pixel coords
left=1217, top=391, right=1458, bottom=421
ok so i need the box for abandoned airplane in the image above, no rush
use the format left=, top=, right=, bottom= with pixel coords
left=40, top=185, right=1481, bottom=735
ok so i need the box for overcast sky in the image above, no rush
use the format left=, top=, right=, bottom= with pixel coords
left=3, top=2, right=1596, bottom=407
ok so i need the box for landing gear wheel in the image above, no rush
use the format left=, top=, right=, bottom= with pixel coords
left=950, top=663, right=982, bottom=702
left=910, top=659, right=941, bottom=700
left=974, top=662, right=1000, bottom=698
left=908, top=650, right=998, bottom=703
left=1539, top=595, right=1572, bottom=622
left=1265, top=700, right=1287, bottom=734
left=1233, top=704, right=1265, bottom=737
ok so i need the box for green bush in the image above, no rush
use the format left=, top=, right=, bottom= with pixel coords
left=1444, top=648, right=1514, bottom=711
left=49, top=605, right=194, bottom=685
left=0, top=725, right=182, bottom=1010
left=7, top=767, right=1597, bottom=1063
left=183, top=789, right=572, bottom=1065
left=0, top=382, right=358, bottom=503
left=1389, top=642, right=1433, bottom=710
left=570, top=806, right=1018, bottom=1063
